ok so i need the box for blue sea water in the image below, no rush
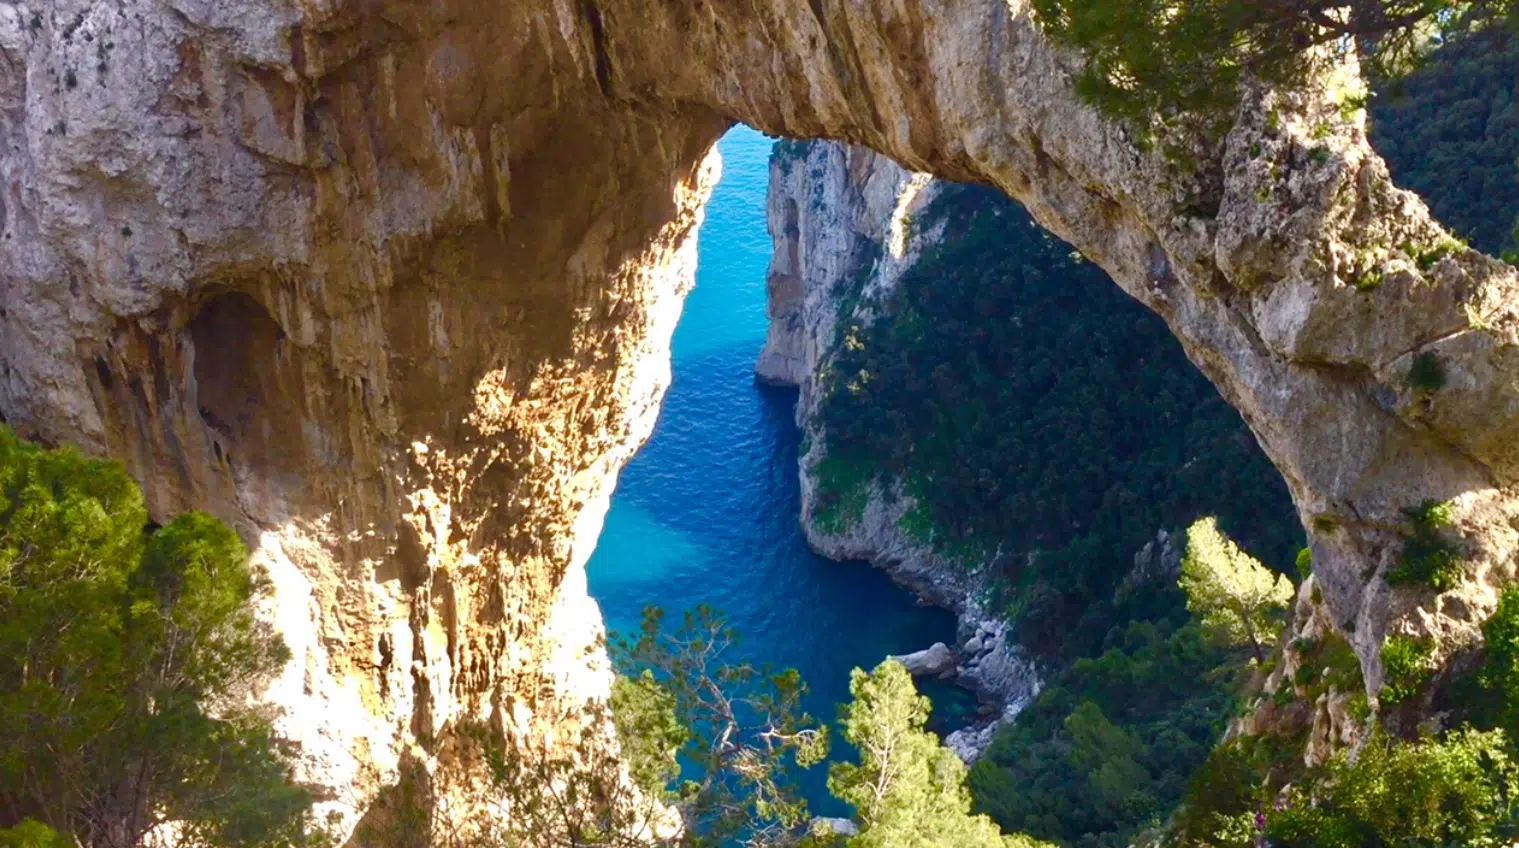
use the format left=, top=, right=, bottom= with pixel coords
left=585, top=126, right=972, bottom=817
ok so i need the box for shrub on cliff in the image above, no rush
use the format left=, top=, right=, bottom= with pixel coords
left=969, top=617, right=1247, bottom=848
left=0, top=427, right=314, bottom=847
left=1266, top=727, right=1519, bottom=847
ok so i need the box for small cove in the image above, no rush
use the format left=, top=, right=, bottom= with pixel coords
left=585, top=126, right=975, bottom=817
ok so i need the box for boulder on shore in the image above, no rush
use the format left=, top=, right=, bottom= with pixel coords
left=888, top=642, right=958, bottom=678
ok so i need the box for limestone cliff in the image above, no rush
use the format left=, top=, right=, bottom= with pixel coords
left=0, top=2, right=724, bottom=834
left=3, top=0, right=1518, bottom=837
left=757, top=140, right=1039, bottom=760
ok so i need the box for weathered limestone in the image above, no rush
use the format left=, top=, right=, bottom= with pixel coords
left=0, top=1, right=725, bottom=833
left=759, top=140, right=1040, bottom=760
left=3, top=0, right=1517, bottom=834
left=889, top=642, right=958, bottom=679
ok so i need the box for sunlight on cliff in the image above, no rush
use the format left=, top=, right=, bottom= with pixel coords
left=888, top=173, right=936, bottom=259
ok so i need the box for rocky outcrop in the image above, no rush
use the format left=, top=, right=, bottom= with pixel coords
left=756, top=141, right=934, bottom=388
left=761, top=140, right=1039, bottom=759
left=1236, top=575, right=1372, bottom=767
left=889, top=642, right=958, bottom=679
left=4, top=0, right=1518, bottom=834
left=0, top=3, right=724, bottom=834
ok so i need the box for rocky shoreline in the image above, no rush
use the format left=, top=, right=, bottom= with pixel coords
left=756, top=139, right=1041, bottom=761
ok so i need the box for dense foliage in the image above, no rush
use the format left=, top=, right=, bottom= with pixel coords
left=1034, top=0, right=1516, bottom=137
left=0, top=427, right=314, bottom=848
left=1369, top=27, right=1519, bottom=255
left=1478, top=587, right=1519, bottom=730
left=1179, top=518, right=1295, bottom=664
left=970, top=610, right=1252, bottom=847
left=1265, top=727, right=1519, bottom=847
left=810, top=180, right=1302, bottom=847
left=814, top=183, right=1302, bottom=665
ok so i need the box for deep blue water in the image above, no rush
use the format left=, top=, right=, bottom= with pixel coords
left=585, top=127, right=969, bottom=816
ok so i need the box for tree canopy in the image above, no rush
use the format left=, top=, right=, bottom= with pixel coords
left=1369, top=26, right=1519, bottom=255
left=1033, top=0, right=1518, bottom=135
left=814, top=183, right=1301, bottom=665
left=829, top=661, right=1053, bottom=848
left=0, top=427, right=314, bottom=847
left=1179, top=518, right=1295, bottom=664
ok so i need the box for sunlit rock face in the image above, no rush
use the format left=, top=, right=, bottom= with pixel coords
left=0, top=0, right=725, bottom=832
left=4, top=0, right=1518, bottom=834
left=757, top=141, right=1041, bottom=762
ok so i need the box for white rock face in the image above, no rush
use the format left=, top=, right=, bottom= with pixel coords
left=5, top=0, right=1519, bottom=829
left=758, top=140, right=1040, bottom=761
left=889, top=642, right=958, bottom=679
left=810, top=816, right=860, bottom=837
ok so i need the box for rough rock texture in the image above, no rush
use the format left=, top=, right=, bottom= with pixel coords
left=755, top=141, right=930, bottom=387
left=0, top=2, right=723, bottom=834
left=4, top=0, right=1518, bottom=834
left=889, top=642, right=958, bottom=679
left=760, top=140, right=1040, bottom=760
left=1115, top=529, right=1185, bottom=605
left=1236, top=576, right=1371, bottom=766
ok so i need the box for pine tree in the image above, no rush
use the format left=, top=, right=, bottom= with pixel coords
left=0, top=427, right=314, bottom=847
left=828, top=660, right=1054, bottom=848
left=1179, top=517, right=1294, bottom=664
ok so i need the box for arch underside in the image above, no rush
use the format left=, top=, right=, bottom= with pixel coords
left=1, top=0, right=1516, bottom=833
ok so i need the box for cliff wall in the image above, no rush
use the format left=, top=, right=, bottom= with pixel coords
left=3, top=0, right=1517, bottom=835
left=757, top=140, right=1038, bottom=760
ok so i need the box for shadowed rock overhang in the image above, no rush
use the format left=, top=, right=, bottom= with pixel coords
left=1, top=0, right=1515, bottom=833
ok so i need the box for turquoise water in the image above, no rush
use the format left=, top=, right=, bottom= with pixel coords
left=585, top=127, right=969, bottom=816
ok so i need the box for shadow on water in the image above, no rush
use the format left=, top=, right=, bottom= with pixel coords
left=586, top=126, right=975, bottom=819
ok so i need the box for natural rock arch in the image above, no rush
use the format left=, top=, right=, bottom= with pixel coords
left=1, top=0, right=1516, bottom=834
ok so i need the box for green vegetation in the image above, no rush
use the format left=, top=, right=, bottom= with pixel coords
left=614, top=605, right=830, bottom=845
left=971, top=617, right=1250, bottom=847
left=610, top=671, right=688, bottom=803
left=1370, top=28, right=1519, bottom=255
left=1296, top=631, right=1366, bottom=704
left=0, top=427, right=317, bottom=847
left=1031, top=0, right=1515, bottom=137
left=1479, top=588, right=1519, bottom=730
left=812, top=182, right=1299, bottom=847
left=1180, top=518, right=1295, bottom=664
left=1407, top=351, right=1447, bottom=393
left=1387, top=499, right=1464, bottom=591
left=1295, top=547, right=1313, bottom=581
left=810, top=453, right=873, bottom=535
left=815, top=184, right=1301, bottom=665
left=1175, top=726, right=1519, bottom=847
left=805, top=21, right=1519, bottom=848
left=1380, top=633, right=1435, bottom=706
left=830, top=661, right=1054, bottom=848
left=598, top=610, right=1052, bottom=847
left=1267, top=728, right=1519, bottom=847
left=970, top=524, right=1275, bottom=847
